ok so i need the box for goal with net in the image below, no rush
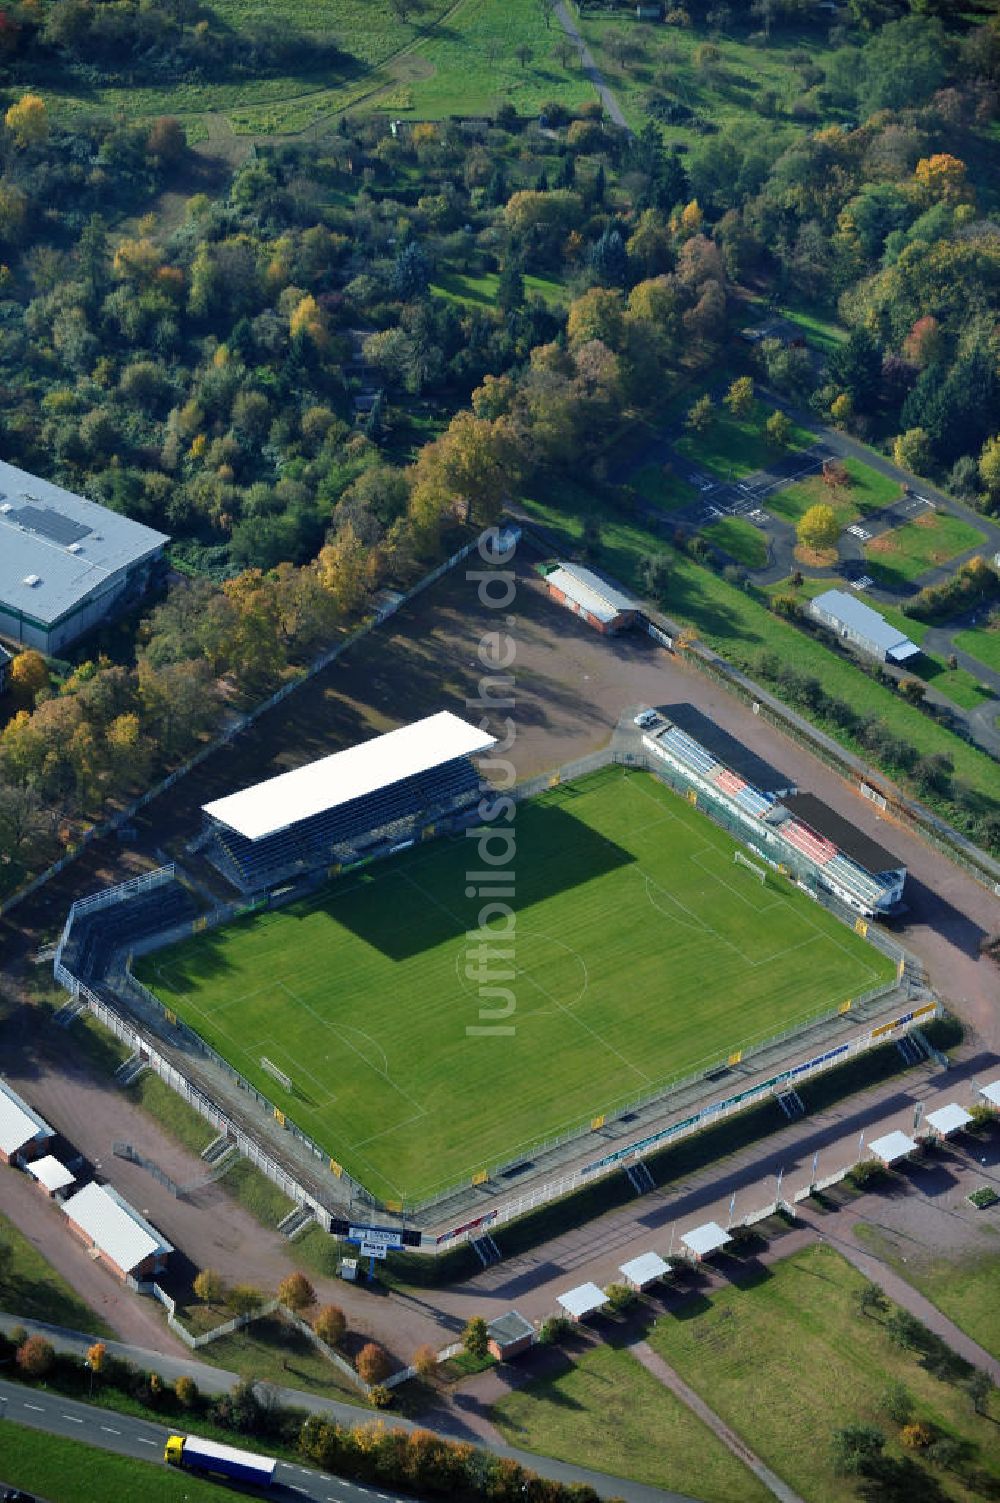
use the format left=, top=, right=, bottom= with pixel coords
left=734, top=850, right=767, bottom=885
left=261, top=1056, right=292, bottom=1092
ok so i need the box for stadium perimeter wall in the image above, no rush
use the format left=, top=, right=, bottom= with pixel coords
left=54, top=751, right=937, bottom=1246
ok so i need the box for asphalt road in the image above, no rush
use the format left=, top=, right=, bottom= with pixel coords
left=0, top=1376, right=418, bottom=1503
left=0, top=1374, right=694, bottom=1503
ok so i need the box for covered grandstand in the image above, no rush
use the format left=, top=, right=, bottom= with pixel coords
left=642, top=720, right=905, bottom=917
left=202, top=711, right=496, bottom=892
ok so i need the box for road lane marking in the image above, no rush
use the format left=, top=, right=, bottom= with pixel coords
left=63, top=1414, right=84, bottom=1423
left=137, top=1437, right=156, bottom=1446
left=101, top=1426, right=121, bottom=1435
left=24, top=1403, right=45, bottom=1411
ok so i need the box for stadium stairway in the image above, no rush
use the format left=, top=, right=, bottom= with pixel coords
left=470, top=1233, right=502, bottom=1267
left=775, top=1087, right=806, bottom=1120
left=625, top=1161, right=656, bottom=1194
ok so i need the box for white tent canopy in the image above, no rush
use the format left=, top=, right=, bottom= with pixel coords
left=27, top=1156, right=75, bottom=1193
left=979, top=1079, right=1000, bottom=1108
left=619, top=1251, right=670, bottom=1289
left=681, top=1221, right=730, bottom=1259
left=869, top=1129, right=917, bottom=1164
left=557, top=1282, right=608, bottom=1320
left=925, top=1103, right=972, bottom=1137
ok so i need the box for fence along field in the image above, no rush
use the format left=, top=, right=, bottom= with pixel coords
left=136, top=767, right=895, bottom=1207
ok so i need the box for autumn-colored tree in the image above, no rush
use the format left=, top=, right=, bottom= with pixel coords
left=900, top=1421, right=935, bottom=1450
left=678, top=199, right=703, bottom=236
left=17, top=1335, right=54, bottom=1378
left=830, top=392, right=853, bottom=426
left=685, top=394, right=713, bottom=433
left=193, top=1268, right=225, bottom=1308
left=313, top=1305, right=347, bottom=1347
left=289, top=293, right=329, bottom=350
left=412, top=1344, right=438, bottom=1379
left=902, top=315, right=944, bottom=369
left=566, top=287, right=625, bottom=352
left=797, top=503, right=839, bottom=552
left=112, top=236, right=161, bottom=285
left=10, top=649, right=49, bottom=703
left=899, top=677, right=927, bottom=704
left=979, top=435, right=1000, bottom=499
left=765, top=409, right=792, bottom=448
left=146, top=116, right=186, bottom=164
left=226, top=1284, right=264, bottom=1320
left=893, top=427, right=931, bottom=476
left=174, top=1375, right=198, bottom=1407
left=357, top=1341, right=392, bottom=1384
left=86, top=1341, right=106, bottom=1375
left=724, top=376, right=754, bottom=419
left=5, top=92, right=46, bottom=146
left=277, top=1272, right=316, bottom=1314
left=913, top=153, right=971, bottom=207
left=462, top=1316, right=489, bottom=1359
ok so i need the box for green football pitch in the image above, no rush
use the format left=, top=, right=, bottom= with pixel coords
left=138, top=768, right=895, bottom=1206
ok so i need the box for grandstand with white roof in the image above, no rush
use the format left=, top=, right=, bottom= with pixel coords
left=202, top=711, right=496, bottom=893
left=643, top=720, right=905, bottom=918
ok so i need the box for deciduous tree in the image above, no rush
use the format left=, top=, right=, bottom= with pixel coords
left=313, top=1305, right=346, bottom=1346
left=193, top=1268, right=225, bottom=1308
left=724, top=376, right=754, bottom=419
left=797, top=503, right=839, bottom=552
left=17, top=1335, right=54, bottom=1378
left=357, top=1342, right=392, bottom=1384
left=277, top=1272, right=316, bottom=1314
left=462, top=1316, right=489, bottom=1359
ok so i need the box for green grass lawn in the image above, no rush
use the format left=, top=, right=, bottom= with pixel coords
left=198, top=1313, right=363, bottom=1400
left=854, top=1227, right=1000, bottom=1361
left=872, top=604, right=993, bottom=710
left=431, top=268, right=568, bottom=311
left=675, top=402, right=814, bottom=480
left=703, top=516, right=769, bottom=569
left=519, top=482, right=1000, bottom=823
left=125, top=1071, right=214, bottom=1157
left=953, top=621, right=1000, bottom=677
left=137, top=767, right=890, bottom=1206
left=0, top=1213, right=114, bottom=1337
left=649, top=1243, right=1000, bottom=1503
left=865, top=513, right=987, bottom=589
left=0, top=1424, right=227, bottom=1503
left=631, top=461, right=698, bottom=513
left=767, top=456, right=902, bottom=528
left=217, top=1157, right=296, bottom=1227
left=492, top=1342, right=771, bottom=1503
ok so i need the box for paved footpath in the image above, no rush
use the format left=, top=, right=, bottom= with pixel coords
left=629, top=1340, right=806, bottom=1503
left=553, top=0, right=631, bottom=130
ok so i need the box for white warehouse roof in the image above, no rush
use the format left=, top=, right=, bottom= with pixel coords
left=0, top=1078, right=53, bottom=1158
left=203, top=711, right=496, bottom=842
left=980, top=1079, right=1000, bottom=1108
left=811, top=590, right=920, bottom=662
left=61, top=1182, right=173, bottom=1274
left=28, top=1155, right=76, bottom=1193
left=546, top=563, right=637, bottom=624
left=0, top=458, right=167, bottom=627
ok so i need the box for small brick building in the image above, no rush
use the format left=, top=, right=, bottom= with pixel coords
left=61, top=1182, right=173, bottom=1282
left=544, top=563, right=639, bottom=635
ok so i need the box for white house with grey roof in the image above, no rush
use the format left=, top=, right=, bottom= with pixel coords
left=0, top=459, right=168, bottom=654
left=808, top=589, right=920, bottom=666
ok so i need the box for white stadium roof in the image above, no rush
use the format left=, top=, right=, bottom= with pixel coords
left=202, top=711, right=496, bottom=842
left=0, top=1078, right=53, bottom=1158
left=61, top=1182, right=173, bottom=1274
left=557, top=1282, right=609, bottom=1320
left=869, top=1129, right=917, bottom=1164
left=925, top=1103, right=972, bottom=1137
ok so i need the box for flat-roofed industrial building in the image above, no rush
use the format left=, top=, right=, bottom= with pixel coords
left=0, top=459, right=168, bottom=654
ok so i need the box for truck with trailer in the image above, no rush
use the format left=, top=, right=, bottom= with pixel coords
left=164, top=1433, right=277, bottom=1487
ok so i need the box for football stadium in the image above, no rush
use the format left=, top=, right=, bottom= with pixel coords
left=138, top=753, right=896, bottom=1208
